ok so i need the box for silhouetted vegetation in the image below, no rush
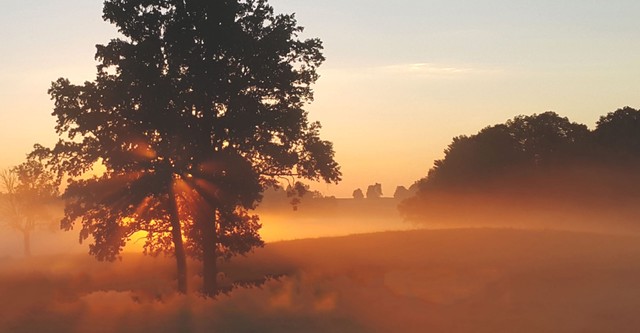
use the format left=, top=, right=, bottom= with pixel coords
left=401, top=107, right=640, bottom=224
left=393, top=185, right=416, bottom=200
left=30, top=0, right=340, bottom=296
left=0, top=160, right=60, bottom=257
left=366, top=183, right=383, bottom=199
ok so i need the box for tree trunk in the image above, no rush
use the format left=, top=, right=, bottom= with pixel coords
left=168, top=197, right=188, bottom=294
left=23, top=230, right=31, bottom=257
left=199, top=207, right=218, bottom=297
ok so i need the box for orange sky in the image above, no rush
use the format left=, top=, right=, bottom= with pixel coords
left=2, top=1, right=640, bottom=197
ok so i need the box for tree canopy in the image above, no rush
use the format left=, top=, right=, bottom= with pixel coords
left=32, top=0, right=340, bottom=296
left=401, top=107, right=640, bottom=222
left=366, top=183, right=383, bottom=199
left=594, top=106, right=640, bottom=159
left=419, top=112, right=591, bottom=190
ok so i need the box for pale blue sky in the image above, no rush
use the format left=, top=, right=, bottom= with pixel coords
left=2, top=1, right=640, bottom=197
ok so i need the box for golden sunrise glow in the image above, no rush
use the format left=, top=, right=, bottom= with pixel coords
left=2, top=2, right=640, bottom=332
left=123, top=230, right=148, bottom=253
left=131, top=141, right=157, bottom=160
left=133, top=196, right=153, bottom=217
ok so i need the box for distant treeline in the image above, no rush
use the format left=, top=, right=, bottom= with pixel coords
left=401, top=107, right=640, bottom=224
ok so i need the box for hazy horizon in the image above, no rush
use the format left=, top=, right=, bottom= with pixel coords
left=3, top=0, right=640, bottom=197
left=2, top=1, right=640, bottom=331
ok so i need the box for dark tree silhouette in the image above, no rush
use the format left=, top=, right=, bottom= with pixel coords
left=32, top=0, right=340, bottom=296
left=426, top=124, right=523, bottom=189
left=352, top=188, right=364, bottom=200
left=421, top=112, right=590, bottom=190
left=0, top=160, right=60, bottom=257
left=506, top=112, right=590, bottom=165
left=400, top=108, right=640, bottom=223
left=366, top=183, right=383, bottom=199
left=393, top=185, right=414, bottom=200
left=594, top=106, right=640, bottom=159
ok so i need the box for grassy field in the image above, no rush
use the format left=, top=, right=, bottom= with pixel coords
left=1, top=227, right=640, bottom=332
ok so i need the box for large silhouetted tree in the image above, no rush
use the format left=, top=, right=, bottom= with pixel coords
left=0, top=160, right=60, bottom=257
left=32, top=0, right=340, bottom=296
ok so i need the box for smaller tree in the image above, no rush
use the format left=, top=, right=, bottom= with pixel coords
left=366, top=183, right=383, bottom=199
left=393, top=186, right=412, bottom=200
left=352, top=188, right=364, bottom=200
left=0, top=160, right=60, bottom=257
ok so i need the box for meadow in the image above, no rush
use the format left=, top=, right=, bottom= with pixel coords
left=2, top=226, right=640, bottom=332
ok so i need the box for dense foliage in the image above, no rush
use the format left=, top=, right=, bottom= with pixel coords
left=401, top=107, right=640, bottom=221
left=32, top=0, right=340, bottom=295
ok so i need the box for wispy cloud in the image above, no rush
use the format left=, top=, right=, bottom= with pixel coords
left=379, top=62, right=500, bottom=77
left=322, top=62, right=503, bottom=80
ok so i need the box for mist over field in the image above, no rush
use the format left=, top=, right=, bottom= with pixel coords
left=3, top=168, right=640, bottom=332
left=257, top=197, right=417, bottom=241
left=2, top=227, right=640, bottom=332
left=3, top=0, right=640, bottom=331
left=0, top=197, right=414, bottom=258
left=2, top=187, right=640, bottom=332
left=400, top=163, right=640, bottom=235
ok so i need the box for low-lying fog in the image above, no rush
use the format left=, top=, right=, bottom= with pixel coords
left=2, top=228, right=640, bottom=332
left=2, top=195, right=640, bottom=332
